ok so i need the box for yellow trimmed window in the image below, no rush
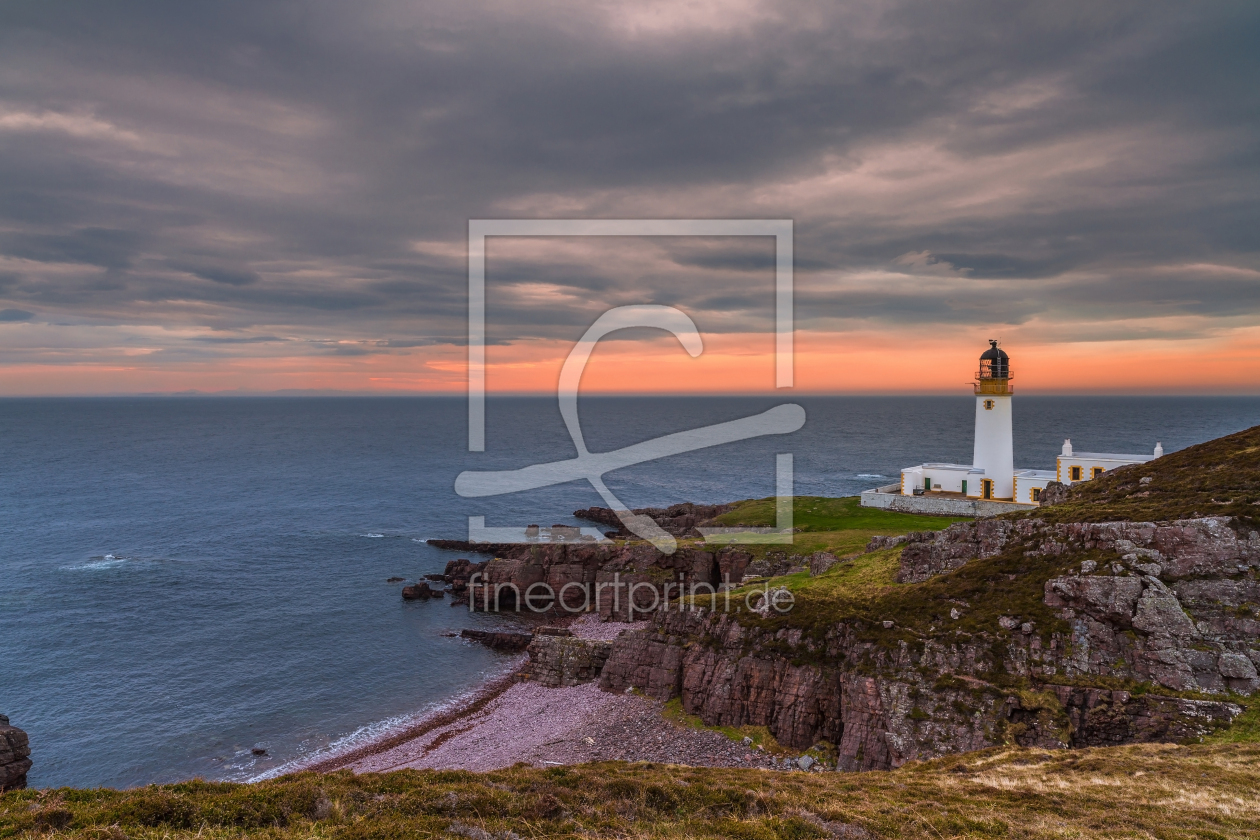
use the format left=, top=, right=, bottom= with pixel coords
left=1091, top=467, right=1104, bottom=479
left=1070, top=465, right=1082, bottom=481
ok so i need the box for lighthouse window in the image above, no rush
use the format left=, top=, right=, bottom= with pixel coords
left=983, top=399, right=995, bottom=410
left=1070, top=466, right=1082, bottom=481
left=1031, top=487, right=1041, bottom=502
left=1092, top=467, right=1105, bottom=479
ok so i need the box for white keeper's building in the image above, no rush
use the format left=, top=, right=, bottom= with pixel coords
left=892, top=341, right=1163, bottom=508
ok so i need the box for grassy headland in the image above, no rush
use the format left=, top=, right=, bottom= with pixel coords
left=4, top=743, right=1258, bottom=839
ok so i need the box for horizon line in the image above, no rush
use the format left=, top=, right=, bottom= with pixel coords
left=4, top=389, right=1260, bottom=399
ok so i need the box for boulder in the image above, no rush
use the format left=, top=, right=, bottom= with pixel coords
left=865, top=534, right=907, bottom=552
left=402, top=582, right=434, bottom=600
left=808, top=552, right=843, bottom=576
left=897, top=519, right=1014, bottom=583
left=0, top=717, right=31, bottom=792
left=460, top=629, right=533, bottom=652
left=1038, top=481, right=1072, bottom=506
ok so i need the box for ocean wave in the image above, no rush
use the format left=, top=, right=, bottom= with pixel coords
left=62, top=554, right=131, bottom=571
left=856, top=473, right=886, bottom=478
left=359, top=533, right=385, bottom=538
left=62, top=554, right=181, bottom=572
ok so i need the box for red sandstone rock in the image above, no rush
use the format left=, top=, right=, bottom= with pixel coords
left=0, top=716, right=31, bottom=792
left=597, top=512, right=1258, bottom=768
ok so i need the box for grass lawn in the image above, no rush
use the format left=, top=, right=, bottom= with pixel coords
left=708, top=496, right=970, bottom=534
left=695, top=496, right=969, bottom=558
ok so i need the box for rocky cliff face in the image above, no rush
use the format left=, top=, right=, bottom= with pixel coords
left=447, top=539, right=846, bottom=620
left=525, top=634, right=614, bottom=687
left=896, top=519, right=1014, bottom=583
left=432, top=504, right=760, bottom=618
left=0, top=715, right=31, bottom=792
left=596, top=510, right=1256, bottom=769
left=574, top=503, right=737, bottom=539
left=457, top=540, right=756, bottom=619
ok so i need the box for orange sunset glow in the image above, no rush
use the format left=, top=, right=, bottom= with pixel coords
left=4, top=327, right=1260, bottom=396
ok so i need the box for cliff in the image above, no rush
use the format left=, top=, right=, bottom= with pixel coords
left=594, top=426, right=1260, bottom=769
left=0, top=715, right=30, bottom=792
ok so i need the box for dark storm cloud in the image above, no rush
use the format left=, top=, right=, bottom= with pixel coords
left=173, top=263, right=261, bottom=287
left=0, top=0, right=1256, bottom=356
left=0, top=229, right=141, bottom=270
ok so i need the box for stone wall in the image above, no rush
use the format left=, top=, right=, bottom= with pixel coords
left=860, top=488, right=1031, bottom=517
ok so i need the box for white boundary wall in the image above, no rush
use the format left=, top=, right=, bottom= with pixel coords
left=861, top=485, right=1032, bottom=516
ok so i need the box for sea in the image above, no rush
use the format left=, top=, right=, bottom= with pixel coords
left=2, top=395, right=1258, bottom=789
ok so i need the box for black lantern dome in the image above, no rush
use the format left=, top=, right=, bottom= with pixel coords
left=975, top=340, right=1012, bottom=393
left=979, top=340, right=1009, bottom=378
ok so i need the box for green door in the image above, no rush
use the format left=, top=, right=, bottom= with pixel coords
left=961, top=480, right=968, bottom=495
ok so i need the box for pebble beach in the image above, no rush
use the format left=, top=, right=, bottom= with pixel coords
left=311, top=615, right=786, bottom=774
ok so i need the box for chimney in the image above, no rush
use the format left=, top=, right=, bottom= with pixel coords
left=1154, top=442, right=1163, bottom=458
left=1061, top=439, right=1073, bottom=456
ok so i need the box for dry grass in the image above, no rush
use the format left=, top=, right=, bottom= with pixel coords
left=660, top=697, right=794, bottom=756
left=1030, top=423, right=1260, bottom=526
left=3, top=743, right=1258, bottom=839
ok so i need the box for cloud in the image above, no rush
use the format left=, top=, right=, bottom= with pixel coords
left=0, top=308, right=33, bottom=322
left=0, top=0, right=1255, bottom=391
left=174, top=263, right=260, bottom=286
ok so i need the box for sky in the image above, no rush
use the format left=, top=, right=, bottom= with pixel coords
left=0, top=0, right=1257, bottom=395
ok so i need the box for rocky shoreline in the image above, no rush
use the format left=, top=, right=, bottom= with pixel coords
left=306, top=615, right=815, bottom=775
left=328, top=433, right=1260, bottom=778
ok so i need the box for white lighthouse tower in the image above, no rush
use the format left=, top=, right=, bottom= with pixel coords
left=972, top=340, right=1014, bottom=499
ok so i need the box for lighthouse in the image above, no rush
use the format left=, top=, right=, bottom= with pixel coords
left=870, top=338, right=1164, bottom=513
left=972, top=340, right=1015, bottom=499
